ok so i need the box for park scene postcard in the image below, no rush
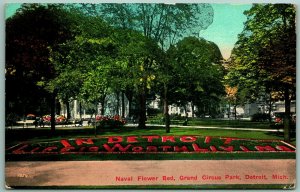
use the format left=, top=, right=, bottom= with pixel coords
left=4, top=2, right=296, bottom=189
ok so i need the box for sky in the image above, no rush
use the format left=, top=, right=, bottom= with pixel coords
left=5, top=3, right=251, bottom=59
left=201, top=4, right=251, bottom=59
left=5, top=3, right=21, bottom=18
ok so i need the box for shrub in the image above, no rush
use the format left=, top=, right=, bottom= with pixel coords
left=147, top=107, right=161, bottom=117
left=170, top=113, right=185, bottom=120
left=251, top=113, right=270, bottom=122
left=147, top=113, right=164, bottom=124
left=95, top=115, right=126, bottom=133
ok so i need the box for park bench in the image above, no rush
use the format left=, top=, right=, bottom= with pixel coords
left=16, top=120, right=35, bottom=128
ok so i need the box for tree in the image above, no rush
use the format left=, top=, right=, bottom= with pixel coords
left=99, top=4, right=214, bottom=49
left=114, top=30, right=163, bottom=129
left=98, top=3, right=214, bottom=131
left=98, top=29, right=157, bottom=120
left=6, top=4, right=76, bottom=132
left=43, top=4, right=119, bottom=120
left=47, top=5, right=162, bottom=129
left=224, top=85, right=238, bottom=119
left=50, top=34, right=118, bottom=118
left=166, top=37, right=224, bottom=119
left=226, top=4, right=296, bottom=141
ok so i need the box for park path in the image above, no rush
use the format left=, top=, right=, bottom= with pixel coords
left=132, top=124, right=284, bottom=133
left=6, top=123, right=283, bottom=133
left=6, top=160, right=295, bottom=188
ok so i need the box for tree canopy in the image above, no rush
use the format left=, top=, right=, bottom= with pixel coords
left=226, top=4, right=296, bottom=141
left=7, top=3, right=294, bottom=138
left=6, top=4, right=77, bottom=117
left=166, top=37, right=225, bottom=117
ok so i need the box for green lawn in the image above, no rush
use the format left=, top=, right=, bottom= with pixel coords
left=186, top=119, right=272, bottom=128
left=6, top=125, right=295, bottom=145
left=5, top=125, right=293, bottom=145
left=5, top=125, right=296, bottom=161
left=147, top=118, right=273, bottom=129
left=5, top=125, right=296, bottom=191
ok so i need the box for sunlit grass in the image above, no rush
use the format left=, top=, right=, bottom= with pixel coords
left=6, top=125, right=295, bottom=146
left=147, top=118, right=272, bottom=129
left=6, top=126, right=295, bottom=161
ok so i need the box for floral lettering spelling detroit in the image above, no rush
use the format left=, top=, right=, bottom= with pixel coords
left=6, top=136, right=295, bottom=154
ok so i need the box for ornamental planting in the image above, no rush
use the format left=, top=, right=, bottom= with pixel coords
left=6, top=135, right=296, bottom=154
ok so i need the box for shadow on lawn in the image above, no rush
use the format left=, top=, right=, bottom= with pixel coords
left=5, top=126, right=165, bottom=146
left=5, top=128, right=93, bottom=146
left=6, top=126, right=296, bottom=161
left=265, top=131, right=296, bottom=144
left=6, top=125, right=296, bottom=147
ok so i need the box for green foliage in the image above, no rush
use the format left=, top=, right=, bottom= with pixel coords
left=113, top=30, right=162, bottom=93
left=95, top=115, right=126, bottom=134
left=226, top=4, right=296, bottom=100
left=95, top=119, right=125, bottom=130
left=147, top=107, right=161, bottom=117
left=48, top=17, right=116, bottom=105
left=99, top=4, right=214, bottom=50
left=225, top=4, right=296, bottom=141
left=166, top=36, right=225, bottom=116
left=6, top=4, right=76, bottom=116
left=250, top=113, right=270, bottom=122
left=97, top=3, right=216, bottom=130
left=7, top=3, right=235, bottom=132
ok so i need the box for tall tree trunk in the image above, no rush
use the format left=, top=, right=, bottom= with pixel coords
left=138, top=83, right=147, bottom=129
left=66, top=100, right=70, bottom=120
left=116, top=92, right=120, bottom=115
left=95, top=102, right=98, bottom=118
left=128, top=97, right=133, bottom=118
left=184, top=105, right=188, bottom=118
left=138, top=92, right=146, bottom=129
left=56, top=99, right=61, bottom=115
left=191, top=102, right=195, bottom=118
left=100, top=96, right=105, bottom=116
left=234, top=104, right=237, bottom=120
left=125, top=91, right=133, bottom=117
left=94, top=101, right=98, bottom=135
left=228, top=104, right=231, bottom=118
left=282, top=9, right=292, bottom=142
left=163, top=83, right=170, bottom=133
left=284, top=87, right=291, bottom=142
left=50, top=91, right=56, bottom=134
left=268, top=93, right=272, bottom=123
left=121, top=92, right=125, bottom=118
left=79, top=101, right=82, bottom=119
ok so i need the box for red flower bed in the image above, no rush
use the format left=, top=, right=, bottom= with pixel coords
left=6, top=135, right=296, bottom=155
left=42, top=115, right=66, bottom=124
left=96, top=115, right=126, bottom=129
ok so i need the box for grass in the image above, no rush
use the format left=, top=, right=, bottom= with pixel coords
left=6, top=124, right=296, bottom=189
left=186, top=119, right=271, bottom=128
left=5, top=125, right=294, bottom=146
left=6, top=151, right=296, bottom=161
left=147, top=118, right=273, bottom=129
left=6, top=125, right=296, bottom=145
left=5, top=125, right=296, bottom=161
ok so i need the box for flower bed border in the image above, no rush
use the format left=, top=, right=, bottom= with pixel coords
left=6, top=135, right=296, bottom=155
